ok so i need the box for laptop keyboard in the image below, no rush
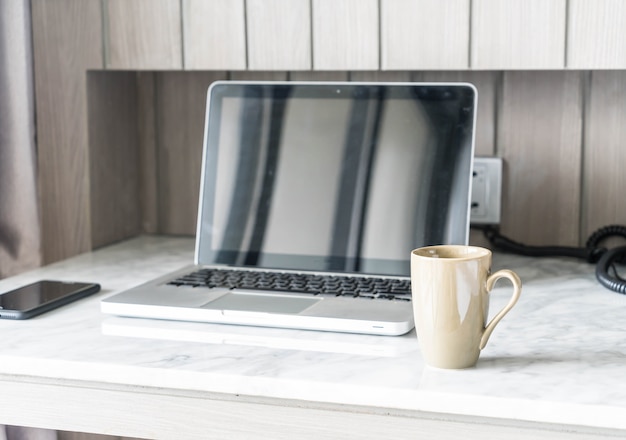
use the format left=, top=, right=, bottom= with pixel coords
left=166, top=269, right=411, bottom=301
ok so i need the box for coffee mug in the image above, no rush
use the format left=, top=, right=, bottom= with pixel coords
left=410, top=245, right=522, bottom=369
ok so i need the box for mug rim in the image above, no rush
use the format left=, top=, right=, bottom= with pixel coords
left=411, top=245, right=491, bottom=261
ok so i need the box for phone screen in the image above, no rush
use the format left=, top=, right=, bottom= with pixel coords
left=0, top=280, right=100, bottom=318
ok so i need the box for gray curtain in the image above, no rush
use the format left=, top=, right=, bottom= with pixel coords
left=0, top=428, right=56, bottom=440
left=0, top=0, right=49, bottom=439
left=0, top=0, right=41, bottom=279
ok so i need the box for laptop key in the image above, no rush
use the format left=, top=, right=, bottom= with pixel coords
left=167, top=269, right=412, bottom=301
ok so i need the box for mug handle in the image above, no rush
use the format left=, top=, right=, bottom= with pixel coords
left=479, top=269, right=522, bottom=350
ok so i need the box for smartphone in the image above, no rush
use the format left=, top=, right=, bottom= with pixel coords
left=0, top=280, right=101, bottom=320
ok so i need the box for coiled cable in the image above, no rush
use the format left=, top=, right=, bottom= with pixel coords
left=480, top=224, right=626, bottom=294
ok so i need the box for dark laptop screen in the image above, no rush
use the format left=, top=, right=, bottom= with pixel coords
left=196, top=82, right=476, bottom=276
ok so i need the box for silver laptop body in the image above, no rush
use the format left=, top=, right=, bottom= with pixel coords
left=101, top=81, right=477, bottom=336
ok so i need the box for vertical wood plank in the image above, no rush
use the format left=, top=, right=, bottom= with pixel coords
left=31, top=0, right=103, bottom=263
left=381, top=0, right=469, bottom=70
left=567, top=0, right=626, bottom=69
left=87, top=72, right=141, bottom=248
left=155, top=72, right=228, bottom=235
left=411, top=71, right=499, bottom=156
left=498, top=71, right=583, bottom=246
left=106, top=0, right=182, bottom=69
left=230, top=71, right=289, bottom=81
left=312, top=0, right=378, bottom=70
left=582, top=72, right=626, bottom=238
left=472, top=0, right=566, bottom=69
left=349, top=71, right=411, bottom=82
left=183, top=0, right=246, bottom=70
left=246, top=0, right=311, bottom=70
left=137, top=73, right=159, bottom=234
left=289, top=71, right=349, bottom=81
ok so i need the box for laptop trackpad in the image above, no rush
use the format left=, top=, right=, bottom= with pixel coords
left=202, top=292, right=319, bottom=314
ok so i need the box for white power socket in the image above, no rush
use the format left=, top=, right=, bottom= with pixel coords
left=470, top=157, right=502, bottom=225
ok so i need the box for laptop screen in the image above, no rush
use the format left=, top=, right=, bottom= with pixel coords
left=196, top=82, right=476, bottom=276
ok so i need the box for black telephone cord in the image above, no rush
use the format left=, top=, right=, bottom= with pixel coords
left=479, top=224, right=626, bottom=294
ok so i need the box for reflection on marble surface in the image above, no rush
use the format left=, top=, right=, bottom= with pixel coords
left=101, top=316, right=417, bottom=357
left=1, top=236, right=626, bottom=430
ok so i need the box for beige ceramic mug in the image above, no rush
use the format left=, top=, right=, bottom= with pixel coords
left=410, top=245, right=522, bottom=369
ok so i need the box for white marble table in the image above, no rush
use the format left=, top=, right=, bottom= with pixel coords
left=1, top=236, right=625, bottom=439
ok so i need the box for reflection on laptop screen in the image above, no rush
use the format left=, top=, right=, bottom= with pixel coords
left=197, top=82, right=476, bottom=276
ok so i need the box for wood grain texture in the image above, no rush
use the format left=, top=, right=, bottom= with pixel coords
left=411, top=71, right=499, bottom=156
left=471, top=0, right=566, bottom=69
left=381, top=0, right=469, bottom=70
left=31, top=0, right=103, bottom=264
left=567, top=0, right=626, bottom=69
left=230, top=71, right=289, bottom=81
left=106, top=0, right=182, bottom=69
left=468, top=229, right=492, bottom=249
left=183, top=0, right=246, bottom=70
left=246, top=0, right=311, bottom=70
left=312, top=0, right=378, bottom=70
left=87, top=72, right=141, bottom=249
left=137, top=73, right=159, bottom=234
left=348, top=71, right=411, bottom=82
left=289, top=71, right=349, bottom=81
left=582, top=71, right=626, bottom=238
left=497, top=71, right=583, bottom=246
left=155, top=72, right=227, bottom=235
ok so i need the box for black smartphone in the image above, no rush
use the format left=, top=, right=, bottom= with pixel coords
left=0, top=280, right=101, bottom=320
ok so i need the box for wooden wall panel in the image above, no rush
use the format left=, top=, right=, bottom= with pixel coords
left=312, top=0, right=378, bottom=70
left=230, top=71, right=289, bottom=81
left=137, top=73, right=159, bottom=234
left=349, top=71, right=411, bottom=82
left=582, top=72, right=626, bottom=238
left=471, top=0, right=566, bottom=69
left=106, top=0, right=182, bottom=69
left=290, top=72, right=350, bottom=81
left=31, top=0, right=103, bottom=263
left=183, top=0, right=246, bottom=70
left=155, top=72, right=227, bottom=235
left=497, top=71, right=583, bottom=246
left=567, top=0, right=626, bottom=69
left=87, top=72, right=141, bottom=248
left=27, top=0, right=626, bottom=266
left=246, top=0, right=311, bottom=71
left=381, top=0, right=469, bottom=70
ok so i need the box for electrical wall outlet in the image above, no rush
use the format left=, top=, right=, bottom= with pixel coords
left=471, top=157, right=502, bottom=225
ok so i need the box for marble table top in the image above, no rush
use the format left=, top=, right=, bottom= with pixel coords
left=1, top=236, right=625, bottom=431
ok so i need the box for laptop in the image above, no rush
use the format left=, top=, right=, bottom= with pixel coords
left=101, top=81, right=477, bottom=336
